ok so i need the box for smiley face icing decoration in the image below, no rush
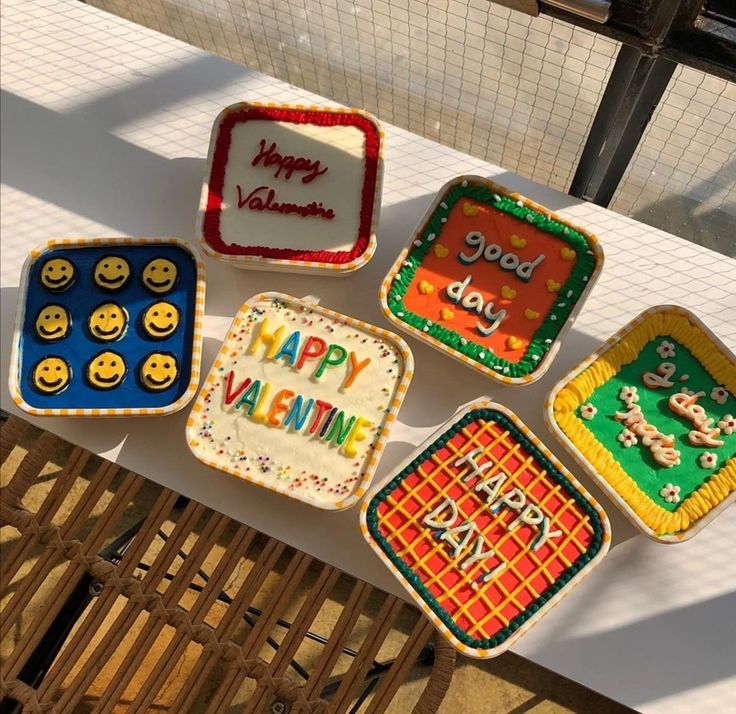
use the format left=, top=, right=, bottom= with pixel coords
left=547, top=306, right=736, bottom=543
left=381, top=176, right=604, bottom=385
left=198, top=102, right=384, bottom=275
left=8, top=238, right=206, bottom=417
left=360, top=399, right=610, bottom=658
left=186, top=293, right=413, bottom=510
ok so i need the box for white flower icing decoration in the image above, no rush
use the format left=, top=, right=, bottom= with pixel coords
left=718, top=414, right=735, bottom=435
left=699, top=452, right=718, bottom=469
left=659, top=483, right=681, bottom=504
left=680, top=387, right=697, bottom=396
left=710, top=386, right=729, bottom=405
left=618, top=386, right=639, bottom=404
left=617, top=429, right=637, bottom=448
left=656, top=340, right=676, bottom=359
left=580, top=403, right=597, bottom=420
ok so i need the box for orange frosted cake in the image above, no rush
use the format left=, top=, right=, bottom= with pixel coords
left=381, top=176, right=603, bottom=384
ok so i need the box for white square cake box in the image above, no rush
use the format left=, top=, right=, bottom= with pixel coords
left=197, top=102, right=384, bottom=276
left=186, top=292, right=413, bottom=510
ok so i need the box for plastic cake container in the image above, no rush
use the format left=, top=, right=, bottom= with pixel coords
left=8, top=237, right=206, bottom=417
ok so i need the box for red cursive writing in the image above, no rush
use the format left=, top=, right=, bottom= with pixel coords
left=236, top=185, right=336, bottom=220
left=251, top=139, right=328, bottom=183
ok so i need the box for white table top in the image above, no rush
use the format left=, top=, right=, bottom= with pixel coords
left=2, top=1, right=735, bottom=711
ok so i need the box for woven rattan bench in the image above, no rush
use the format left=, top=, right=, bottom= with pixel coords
left=0, top=414, right=455, bottom=713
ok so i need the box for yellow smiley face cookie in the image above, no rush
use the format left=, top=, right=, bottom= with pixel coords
left=141, top=301, right=180, bottom=339
left=88, top=302, right=128, bottom=342
left=32, top=356, right=71, bottom=394
left=139, top=352, right=178, bottom=391
left=40, top=258, right=75, bottom=292
left=141, top=258, right=177, bottom=294
left=94, top=256, right=131, bottom=291
left=86, top=351, right=126, bottom=389
left=35, top=305, right=71, bottom=341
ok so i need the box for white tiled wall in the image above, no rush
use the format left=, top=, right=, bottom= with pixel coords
left=88, top=0, right=735, bottom=254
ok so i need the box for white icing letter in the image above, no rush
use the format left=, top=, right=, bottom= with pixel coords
left=532, top=518, right=563, bottom=551
left=423, top=498, right=460, bottom=530
left=441, top=521, right=478, bottom=558
left=517, top=254, right=545, bottom=282
left=477, top=303, right=506, bottom=337
left=455, top=447, right=494, bottom=482
left=483, top=243, right=503, bottom=262
left=479, top=560, right=507, bottom=584
left=446, top=275, right=471, bottom=303
left=499, top=253, right=519, bottom=271
left=475, top=473, right=507, bottom=505
left=458, top=231, right=485, bottom=264
left=507, top=504, right=544, bottom=532
left=461, top=291, right=484, bottom=314
left=490, top=487, right=526, bottom=513
left=459, top=535, right=497, bottom=570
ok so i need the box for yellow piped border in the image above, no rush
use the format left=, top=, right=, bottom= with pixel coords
left=196, top=101, right=384, bottom=276
left=546, top=305, right=736, bottom=543
left=8, top=237, right=207, bottom=418
left=185, top=291, right=414, bottom=511
left=378, top=175, right=605, bottom=386
left=359, top=398, right=611, bottom=658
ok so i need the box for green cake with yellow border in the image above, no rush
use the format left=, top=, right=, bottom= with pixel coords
left=546, top=305, right=736, bottom=542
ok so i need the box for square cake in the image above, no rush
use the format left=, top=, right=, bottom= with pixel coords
left=8, top=237, right=206, bottom=417
left=361, top=400, right=610, bottom=657
left=186, top=293, right=413, bottom=510
left=381, top=176, right=603, bottom=384
left=198, top=102, right=383, bottom=274
left=547, top=306, right=736, bottom=542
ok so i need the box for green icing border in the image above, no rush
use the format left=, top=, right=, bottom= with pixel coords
left=365, top=408, right=605, bottom=651
left=386, top=179, right=598, bottom=378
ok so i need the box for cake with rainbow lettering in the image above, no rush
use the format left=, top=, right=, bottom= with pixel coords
left=186, top=293, right=413, bottom=510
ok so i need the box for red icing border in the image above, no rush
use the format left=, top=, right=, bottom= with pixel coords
left=202, top=106, right=381, bottom=265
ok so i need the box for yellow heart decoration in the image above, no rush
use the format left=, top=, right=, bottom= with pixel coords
left=462, top=202, right=480, bottom=217
left=418, top=280, right=434, bottom=294
left=500, top=285, right=517, bottom=300
left=506, top=336, right=523, bottom=350
left=439, top=307, right=454, bottom=321
left=433, top=244, right=449, bottom=258
left=560, top=247, right=576, bottom=261
left=524, top=308, right=540, bottom=320
left=509, top=234, right=527, bottom=249
left=546, top=279, right=561, bottom=293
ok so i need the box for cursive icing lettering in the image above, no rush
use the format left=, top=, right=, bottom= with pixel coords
left=615, top=403, right=681, bottom=468
left=251, top=139, right=328, bottom=183
left=668, top=391, right=724, bottom=447
left=236, top=185, right=335, bottom=220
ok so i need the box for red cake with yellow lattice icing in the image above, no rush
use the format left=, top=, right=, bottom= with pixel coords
left=361, top=400, right=610, bottom=657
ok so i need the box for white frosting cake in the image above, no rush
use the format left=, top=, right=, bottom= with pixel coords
left=186, top=293, right=413, bottom=509
left=199, top=103, right=383, bottom=274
